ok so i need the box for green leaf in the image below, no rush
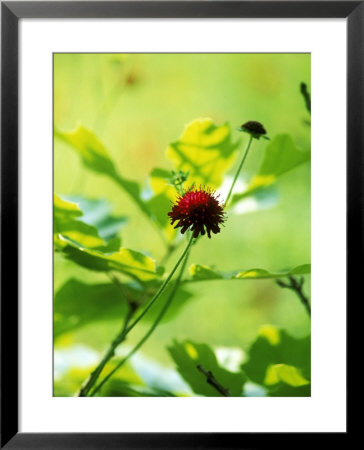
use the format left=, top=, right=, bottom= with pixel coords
left=54, top=235, right=158, bottom=282
left=55, top=125, right=118, bottom=178
left=66, top=196, right=127, bottom=241
left=264, top=364, right=310, bottom=387
left=264, top=361, right=311, bottom=396
left=258, top=134, right=310, bottom=177
left=54, top=195, right=106, bottom=249
left=166, top=118, right=240, bottom=189
left=167, top=340, right=246, bottom=396
left=145, top=192, right=172, bottom=229
left=54, top=278, right=193, bottom=337
left=55, top=125, right=150, bottom=218
left=231, top=134, right=310, bottom=206
left=54, top=279, right=129, bottom=337
left=242, top=325, right=310, bottom=392
left=188, top=263, right=311, bottom=282
left=54, top=194, right=82, bottom=220
left=145, top=167, right=180, bottom=241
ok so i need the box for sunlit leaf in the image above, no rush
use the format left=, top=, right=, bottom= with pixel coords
left=55, top=125, right=150, bottom=217
left=54, top=195, right=106, bottom=249
left=54, top=235, right=158, bottom=282
left=55, top=125, right=118, bottom=177
left=167, top=340, right=246, bottom=396
left=264, top=364, right=310, bottom=387
left=231, top=134, right=310, bottom=206
left=242, top=325, right=310, bottom=391
left=66, top=196, right=127, bottom=241
left=54, top=278, right=193, bottom=337
left=166, top=118, right=240, bottom=189
left=188, top=263, right=311, bottom=282
left=54, top=194, right=82, bottom=220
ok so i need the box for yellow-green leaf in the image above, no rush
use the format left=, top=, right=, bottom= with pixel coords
left=54, top=194, right=106, bottom=249
left=54, top=235, right=158, bottom=282
left=166, top=118, right=240, bottom=189
left=55, top=125, right=118, bottom=178
left=264, top=364, right=310, bottom=387
left=188, top=263, right=310, bottom=282
left=55, top=126, right=150, bottom=219
left=54, top=194, right=82, bottom=220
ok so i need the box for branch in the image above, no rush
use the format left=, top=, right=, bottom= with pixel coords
left=300, top=82, right=311, bottom=115
left=196, top=365, right=231, bottom=397
left=276, top=275, right=311, bottom=317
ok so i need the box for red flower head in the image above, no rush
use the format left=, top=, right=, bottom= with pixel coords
left=168, top=187, right=226, bottom=239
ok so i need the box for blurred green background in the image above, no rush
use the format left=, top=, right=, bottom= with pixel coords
left=54, top=53, right=310, bottom=396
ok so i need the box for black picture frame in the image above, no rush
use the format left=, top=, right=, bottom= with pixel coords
left=1, top=1, right=356, bottom=448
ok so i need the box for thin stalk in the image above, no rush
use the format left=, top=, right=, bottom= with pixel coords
left=225, top=135, right=253, bottom=206
left=276, top=276, right=311, bottom=318
left=76, top=304, right=136, bottom=397
left=196, top=364, right=231, bottom=397
left=123, top=233, right=194, bottom=335
left=77, top=233, right=194, bottom=397
left=90, top=237, right=192, bottom=397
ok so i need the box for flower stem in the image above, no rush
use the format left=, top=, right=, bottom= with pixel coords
left=89, top=237, right=193, bottom=397
left=77, top=233, right=194, bottom=397
left=225, top=135, right=253, bottom=206
left=76, top=303, right=136, bottom=397
left=123, top=233, right=194, bottom=335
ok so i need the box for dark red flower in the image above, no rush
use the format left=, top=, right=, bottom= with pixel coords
left=168, top=187, right=226, bottom=239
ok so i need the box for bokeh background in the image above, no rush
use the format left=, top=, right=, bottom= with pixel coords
left=54, top=53, right=311, bottom=396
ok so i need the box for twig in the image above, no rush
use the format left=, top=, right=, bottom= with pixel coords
left=276, top=275, right=311, bottom=317
left=300, top=82, right=311, bottom=115
left=196, top=364, right=231, bottom=397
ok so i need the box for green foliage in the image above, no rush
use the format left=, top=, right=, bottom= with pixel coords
left=166, top=118, right=240, bottom=189
left=54, top=54, right=311, bottom=398
left=55, top=235, right=159, bottom=281
left=242, top=325, right=310, bottom=396
left=55, top=125, right=150, bottom=218
left=54, top=278, right=193, bottom=337
left=231, top=134, right=310, bottom=207
left=67, top=196, right=127, bottom=242
left=54, top=195, right=126, bottom=251
left=54, top=195, right=106, bottom=249
left=188, top=263, right=310, bottom=281
left=167, top=340, right=246, bottom=396
left=55, top=125, right=119, bottom=178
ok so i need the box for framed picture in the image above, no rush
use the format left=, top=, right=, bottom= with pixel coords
left=1, top=1, right=355, bottom=447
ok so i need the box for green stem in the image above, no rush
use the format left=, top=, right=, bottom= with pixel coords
left=76, top=303, right=136, bottom=397
left=77, top=233, right=194, bottom=397
left=225, top=135, right=253, bottom=206
left=123, top=233, right=194, bottom=335
left=90, top=237, right=192, bottom=397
